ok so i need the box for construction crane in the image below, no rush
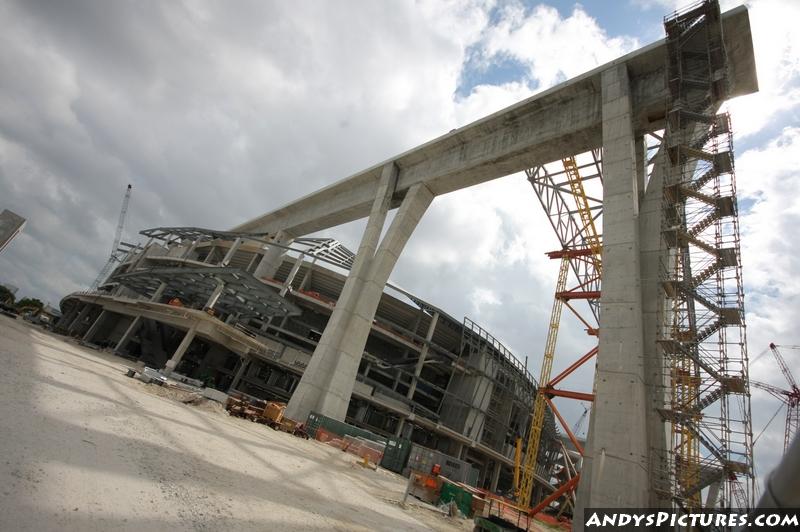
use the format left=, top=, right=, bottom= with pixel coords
left=572, top=404, right=590, bottom=437
left=517, top=156, right=601, bottom=509
left=752, top=344, right=800, bottom=453
left=91, top=184, right=132, bottom=290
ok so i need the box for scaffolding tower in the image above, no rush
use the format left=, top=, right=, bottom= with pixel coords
left=658, top=0, right=754, bottom=510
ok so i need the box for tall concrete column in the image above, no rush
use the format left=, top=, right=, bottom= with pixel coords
left=284, top=163, right=434, bottom=422
left=575, top=64, right=650, bottom=521
left=229, top=355, right=251, bottom=392
left=297, top=257, right=317, bottom=291
left=163, top=324, right=198, bottom=375
left=83, top=310, right=108, bottom=343
left=245, top=249, right=261, bottom=273
left=490, top=461, right=502, bottom=493
left=254, top=231, right=292, bottom=280
left=68, top=304, right=93, bottom=335
left=280, top=254, right=305, bottom=297
left=220, top=237, right=243, bottom=267
left=150, top=282, right=166, bottom=303
left=639, top=148, right=670, bottom=506
left=181, top=239, right=199, bottom=259
left=204, top=281, right=225, bottom=312
left=407, top=311, right=439, bottom=400
left=115, top=316, right=141, bottom=354
left=59, top=304, right=81, bottom=332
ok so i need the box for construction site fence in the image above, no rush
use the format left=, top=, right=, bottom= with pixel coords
left=403, top=443, right=479, bottom=487
left=304, top=412, right=478, bottom=484
left=305, top=411, right=412, bottom=473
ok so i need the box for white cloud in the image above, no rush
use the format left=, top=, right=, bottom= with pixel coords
left=476, top=2, right=639, bottom=89
left=737, top=126, right=800, bottom=346
left=724, top=0, right=800, bottom=138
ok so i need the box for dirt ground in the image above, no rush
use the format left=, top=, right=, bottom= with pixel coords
left=0, top=315, right=473, bottom=531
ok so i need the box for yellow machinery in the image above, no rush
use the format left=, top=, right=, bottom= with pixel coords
left=517, top=156, right=602, bottom=508
left=517, top=255, right=568, bottom=507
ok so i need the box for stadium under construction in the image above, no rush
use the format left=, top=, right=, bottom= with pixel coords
left=57, top=0, right=759, bottom=526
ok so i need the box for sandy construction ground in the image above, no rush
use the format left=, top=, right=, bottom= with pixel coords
left=0, top=315, right=472, bottom=531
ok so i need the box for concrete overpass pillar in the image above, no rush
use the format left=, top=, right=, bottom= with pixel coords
left=575, top=64, right=650, bottom=521
left=284, top=163, right=434, bottom=422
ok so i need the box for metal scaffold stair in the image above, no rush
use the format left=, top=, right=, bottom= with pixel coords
left=658, top=0, right=754, bottom=511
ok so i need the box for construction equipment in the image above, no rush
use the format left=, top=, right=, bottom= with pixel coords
left=658, top=0, right=754, bottom=510
left=572, top=404, right=590, bottom=437
left=91, top=184, right=132, bottom=290
left=518, top=255, right=569, bottom=508
left=517, top=154, right=603, bottom=510
left=752, top=344, right=800, bottom=453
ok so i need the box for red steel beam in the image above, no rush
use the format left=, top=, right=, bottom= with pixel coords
left=556, top=290, right=601, bottom=300
left=545, top=396, right=584, bottom=456
left=529, top=473, right=581, bottom=516
left=548, top=346, right=599, bottom=388
left=546, top=388, right=595, bottom=402
left=547, top=248, right=595, bottom=259
left=562, top=301, right=598, bottom=336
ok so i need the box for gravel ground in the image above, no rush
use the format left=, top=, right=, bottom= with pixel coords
left=0, top=315, right=472, bottom=531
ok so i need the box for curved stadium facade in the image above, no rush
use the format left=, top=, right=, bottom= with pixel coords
left=58, top=227, right=558, bottom=494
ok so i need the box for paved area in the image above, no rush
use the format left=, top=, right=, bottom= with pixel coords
left=0, top=315, right=470, bottom=531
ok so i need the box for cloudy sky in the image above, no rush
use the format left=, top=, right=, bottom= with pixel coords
left=1, top=0, right=798, bottom=495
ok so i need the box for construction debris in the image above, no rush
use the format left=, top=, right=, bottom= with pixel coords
left=224, top=393, right=309, bottom=438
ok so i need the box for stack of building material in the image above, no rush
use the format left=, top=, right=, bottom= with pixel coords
left=262, top=402, right=285, bottom=426
left=225, top=393, right=266, bottom=421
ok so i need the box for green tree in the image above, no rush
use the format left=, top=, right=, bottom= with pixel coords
left=16, top=297, right=44, bottom=311
left=0, top=285, right=15, bottom=305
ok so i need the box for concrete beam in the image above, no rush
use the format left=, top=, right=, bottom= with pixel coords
left=233, top=7, right=755, bottom=238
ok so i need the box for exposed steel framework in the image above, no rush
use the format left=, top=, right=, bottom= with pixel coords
left=658, top=0, right=754, bottom=510
left=519, top=152, right=604, bottom=513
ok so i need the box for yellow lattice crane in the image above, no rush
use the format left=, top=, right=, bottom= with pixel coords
left=517, top=156, right=602, bottom=508
left=517, top=255, right=569, bottom=507
left=563, top=157, right=602, bottom=272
